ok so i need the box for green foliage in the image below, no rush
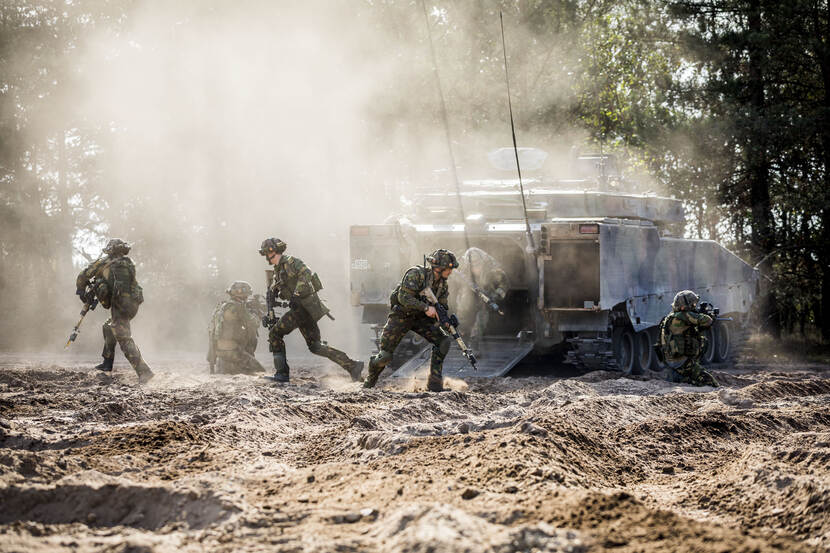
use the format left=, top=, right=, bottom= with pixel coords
left=0, top=0, right=827, bottom=347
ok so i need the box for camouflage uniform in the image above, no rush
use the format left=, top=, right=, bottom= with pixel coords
left=208, top=283, right=265, bottom=375
left=75, top=239, right=153, bottom=384
left=660, top=290, right=718, bottom=387
left=265, top=250, right=362, bottom=381
left=364, top=249, right=458, bottom=392
left=453, top=248, right=509, bottom=348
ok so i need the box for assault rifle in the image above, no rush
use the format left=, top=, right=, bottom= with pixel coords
left=246, top=293, right=268, bottom=320
left=698, top=302, right=720, bottom=317
left=65, top=284, right=99, bottom=349
left=456, top=272, right=503, bottom=315
left=422, top=288, right=478, bottom=371
left=261, top=287, right=290, bottom=329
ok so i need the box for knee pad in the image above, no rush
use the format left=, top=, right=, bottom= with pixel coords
left=437, top=336, right=451, bottom=356
left=371, top=349, right=393, bottom=369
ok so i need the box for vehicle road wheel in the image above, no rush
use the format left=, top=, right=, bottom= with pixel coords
left=632, top=329, right=654, bottom=375
left=713, top=321, right=731, bottom=363
left=701, top=326, right=716, bottom=365
left=613, top=328, right=635, bottom=375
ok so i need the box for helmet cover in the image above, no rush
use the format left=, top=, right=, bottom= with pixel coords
left=259, top=238, right=287, bottom=256
left=427, top=249, right=459, bottom=269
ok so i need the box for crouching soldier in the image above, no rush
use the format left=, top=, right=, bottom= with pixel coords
left=75, top=238, right=154, bottom=384
left=259, top=238, right=363, bottom=383
left=659, top=290, right=719, bottom=387
left=208, top=281, right=266, bottom=375
left=363, top=249, right=458, bottom=392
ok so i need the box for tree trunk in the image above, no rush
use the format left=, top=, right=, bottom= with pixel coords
left=816, top=1, right=830, bottom=342
left=746, top=0, right=778, bottom=337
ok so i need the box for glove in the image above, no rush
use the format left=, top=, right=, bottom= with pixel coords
left=262, top=313, right=277, bottom=329
left=76, top=288, right=88, bottom=304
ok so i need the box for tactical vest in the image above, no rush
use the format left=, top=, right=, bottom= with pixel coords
left=94, top=256, right=144, bottom=316
left=210, top=301, right=255, bottom=351
left=390, top=266, right=448, bottom=312
left=271, top=256, right=329, bottom=321
left=660, top=312, right=701, bottom=359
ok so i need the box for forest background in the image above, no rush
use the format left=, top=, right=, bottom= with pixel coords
left=1, top=0, right=828, bottom=353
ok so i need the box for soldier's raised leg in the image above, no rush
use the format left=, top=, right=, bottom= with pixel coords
left=298, top=313, right=363, bottom=381
left=97, top=318, right=116, bottom=372
left=268, top=309, right=303, bottom=382
left=413, top=317, right=451, bottom=392
left=109, top=315, right=153, bottom=384
left=363, top=312, right=411, bottom=389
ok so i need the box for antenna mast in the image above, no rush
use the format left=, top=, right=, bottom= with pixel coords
left=499, top=11, right=535, bottom=251
left=419, top=0, right=472, bottom=256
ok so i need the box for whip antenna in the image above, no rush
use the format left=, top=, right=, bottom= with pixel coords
left=419, top=0, right=472, bottom=257
left=499, top=11, right=535, bottom=251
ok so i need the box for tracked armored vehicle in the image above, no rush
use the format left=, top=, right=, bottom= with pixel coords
left=350, top=149, right=758, bottom=378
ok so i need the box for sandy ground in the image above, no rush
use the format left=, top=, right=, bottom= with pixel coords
left=1, top=349, right=829, bottom=553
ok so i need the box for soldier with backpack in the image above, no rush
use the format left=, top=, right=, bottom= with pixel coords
left=75, top=238, right=154, bottom=384
left=658, top=290, right=718, bottom=387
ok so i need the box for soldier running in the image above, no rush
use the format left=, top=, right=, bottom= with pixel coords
left=207, top=281, right=266, bottom=375
left=259, top=238, right=363, bottom=383
left=363, top=249, right=459, bottom=392
left=75, top=238, right=154, bottom=384
left=453, top=247, right=509, bottom=353
left=659, top=290, right=719, bottom=387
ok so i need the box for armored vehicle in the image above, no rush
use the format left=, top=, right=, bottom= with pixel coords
left=350, top=148, right=758, bottom=378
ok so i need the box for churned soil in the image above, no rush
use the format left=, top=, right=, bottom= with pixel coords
left=0, top=351, right=828, bottom=552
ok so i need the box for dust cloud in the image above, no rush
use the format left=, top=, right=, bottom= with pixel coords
left=0, top=1, right=603, bottom=360
left=3, top=1, right=666, bottom=359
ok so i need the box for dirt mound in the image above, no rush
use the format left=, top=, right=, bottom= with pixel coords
left=375, top=503, right=586, bottom=553
left=1, top=356, right=829, bottom=551
left=538, top=490, right=810, bottom=553
left=0, top=473, right=240, bottom=530
left=86, top=421, right=203, bottom=455
left=740, top=378, right=830, bottom=402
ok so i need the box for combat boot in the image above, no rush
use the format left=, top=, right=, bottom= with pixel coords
left=269, top=352, right=290, bottom=383
left=135, top=361, right=154, bottom=385
left=362, top=362, right=383, bottom=389
left=95, top=357, right=114, bottom=372
left=700, top=370, right=719, bottom=388
left=427, top=358, right=443, bottom=392
left=426, top=373, right=443, bottom=392
left=347, top=360, right=364, bottom=382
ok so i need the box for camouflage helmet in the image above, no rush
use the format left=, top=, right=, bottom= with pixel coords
left=672, top=290, right=700, bottom=311
left=259, top=238, right=287, bottom=257
left=226, top=280, right=253, bottom=299
left=103, top=238, right=131, bottom=256
left=426, top=248, right=459, bottom=269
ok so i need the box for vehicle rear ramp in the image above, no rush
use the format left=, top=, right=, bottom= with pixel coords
left=390, top=336, right=534, bottom=379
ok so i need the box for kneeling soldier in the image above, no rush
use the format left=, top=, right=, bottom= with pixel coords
left=259, top=238, right=363, bottom=383
left=208, top=281, right=266, bottom=375
left=659, top=290, right=719, bottom=387
left=363, top=249, right=458, bottom=392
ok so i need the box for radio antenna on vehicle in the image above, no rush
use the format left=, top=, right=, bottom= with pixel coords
left=419, top=0, right=473, bottom=259
left=499, top=11, right=535, bottom=251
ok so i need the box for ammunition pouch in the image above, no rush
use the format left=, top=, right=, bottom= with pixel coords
left=94, top=278, right=111, bottom=309
left=310, top=272, right=323, bottom=292
left=115, top=294, right=140, bottom=319
left=298, top=293, right=330, bottom=322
